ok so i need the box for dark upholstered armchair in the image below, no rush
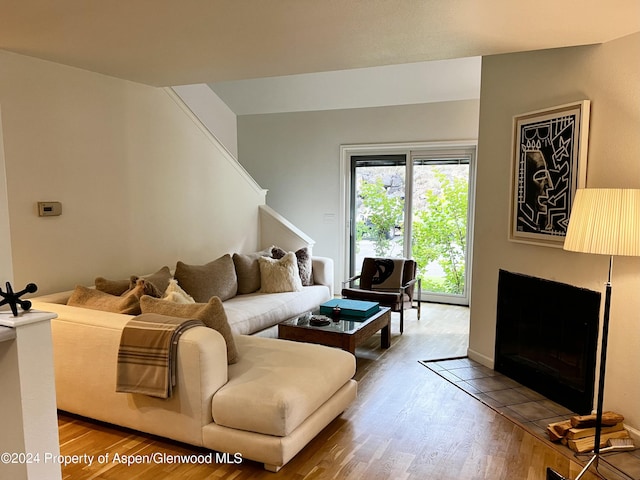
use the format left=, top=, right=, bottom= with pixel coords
left=341, top=257, right=421, bottom=334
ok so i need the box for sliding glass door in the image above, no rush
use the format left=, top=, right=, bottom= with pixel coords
left=350, top=155, right=406, bottom=275
left=349, top=146, right=475, bottom=305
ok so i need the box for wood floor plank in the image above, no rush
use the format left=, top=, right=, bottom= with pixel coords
left=56, top=304, right=605, bottom=479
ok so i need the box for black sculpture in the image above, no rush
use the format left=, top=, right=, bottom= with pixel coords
left=0, top=282, right=38, bottom=316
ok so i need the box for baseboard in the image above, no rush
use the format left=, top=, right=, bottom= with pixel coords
left=626, top=424, right=640, bottom=443
left=466, top=348, right=494, bottom=369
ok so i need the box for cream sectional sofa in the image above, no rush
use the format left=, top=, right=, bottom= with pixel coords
left=31, top=255, right=358, bottom=472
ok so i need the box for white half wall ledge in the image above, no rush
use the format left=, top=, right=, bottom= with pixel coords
left=171, top=84, right=239, bottom=158
left=259, top=204, right=315, bottom=253
left=165, top=87, right=265, bottom=197
left=0, top=310, right=61, bottom=480
left=0, top=325, right=16, bottom=342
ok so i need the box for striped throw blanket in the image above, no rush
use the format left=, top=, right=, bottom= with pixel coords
left=116, top=313, right=204, bottom=399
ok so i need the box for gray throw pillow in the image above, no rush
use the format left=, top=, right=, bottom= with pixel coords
left=131, top=266, right=172, bottom=294
left=94, top=277, right=130, bottom=296
left=232, top=248, right=273, bottom=294
left=174, top=254, right=238, bottom=302
left=95, top=266, right=171, bottom=296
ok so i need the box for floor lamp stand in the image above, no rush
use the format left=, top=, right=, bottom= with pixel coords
left=575, top=255, right=613, bottom=480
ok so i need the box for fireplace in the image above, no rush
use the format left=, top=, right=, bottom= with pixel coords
left=494, top=270, right=601, bottom=414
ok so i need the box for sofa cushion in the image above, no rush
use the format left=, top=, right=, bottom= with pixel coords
left=211, top=335, right=356, bottom=436
left=140, top=295, right=238, bottom=364
left=223, top=285, right=331, bottom=335
left=272, top=246, right=313, bottom=286
left=174, top=254, right=237, bottom=302
left=258, top=252, right=303, bottom=294
left=67, top=283, right=145, bottom=315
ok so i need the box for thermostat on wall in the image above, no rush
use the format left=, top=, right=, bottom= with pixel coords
left=37, top=202, right=62, bottom=217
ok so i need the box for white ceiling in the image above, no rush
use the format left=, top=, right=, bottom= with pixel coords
left=209, top=56, right=482, bottom=115
left=1, top=0, right=639, bottom=87
left=1, top=1, right=638, bottom=115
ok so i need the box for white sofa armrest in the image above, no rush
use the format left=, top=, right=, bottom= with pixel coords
left=312, top=256, right=334, bottom=296
left=30, top=300, right=229, bottom=447
left=30, top=289, right=75, bottom=304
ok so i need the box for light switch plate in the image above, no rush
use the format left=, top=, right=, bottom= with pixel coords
left=38, top=201, right=62, bottom=217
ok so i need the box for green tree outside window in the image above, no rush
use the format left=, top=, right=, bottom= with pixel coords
left=412, top=170, right=468, bottom=294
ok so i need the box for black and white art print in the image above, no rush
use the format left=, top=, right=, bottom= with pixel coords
left=509, top=101, right=590, bottom=247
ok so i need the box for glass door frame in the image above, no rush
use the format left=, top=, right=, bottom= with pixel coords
left=349, top=153, right=407, bottom=277
left=340, top=140, right=477, bottom=306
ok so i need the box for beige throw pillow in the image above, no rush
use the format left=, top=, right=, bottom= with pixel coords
left=174, top=254, right=237, bottom=303
left=271, top=246, right=313, bottom=286
left=67, top=283, right=145, bottom=315
left=258, top=252, right=303, bottom=293
left=140, top=295, right=238, bottom=364
left=162, top=278, right=195, bottom=304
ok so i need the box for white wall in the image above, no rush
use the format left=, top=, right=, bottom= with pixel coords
left=237, top=100, right=480, bottom=288
left=0, top=51, right=266, bottom=295
left=470, top=33, right=640, bottom=429
left=172, top=84, right=238, bottom=158
left=0, top=107, right=14, bottom=285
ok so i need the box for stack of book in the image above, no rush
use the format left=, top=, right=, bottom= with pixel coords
left=319, top=299, right=380, bottom=318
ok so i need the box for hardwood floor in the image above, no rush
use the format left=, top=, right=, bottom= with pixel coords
left=57, top=304, right=600, bottom=479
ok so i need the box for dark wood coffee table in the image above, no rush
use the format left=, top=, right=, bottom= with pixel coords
left=278, top=306, right=391, bottom=355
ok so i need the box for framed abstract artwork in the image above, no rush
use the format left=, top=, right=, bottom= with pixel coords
left=509, top=101, right=590, bottom=247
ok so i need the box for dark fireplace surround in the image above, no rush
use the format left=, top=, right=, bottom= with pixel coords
left=494, top=270, right=601, bottom=414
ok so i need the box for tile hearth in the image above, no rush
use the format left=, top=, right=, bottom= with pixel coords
left=422, top=357, right=574, bottom=435
left=421, top=357, right=640, bottom=480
